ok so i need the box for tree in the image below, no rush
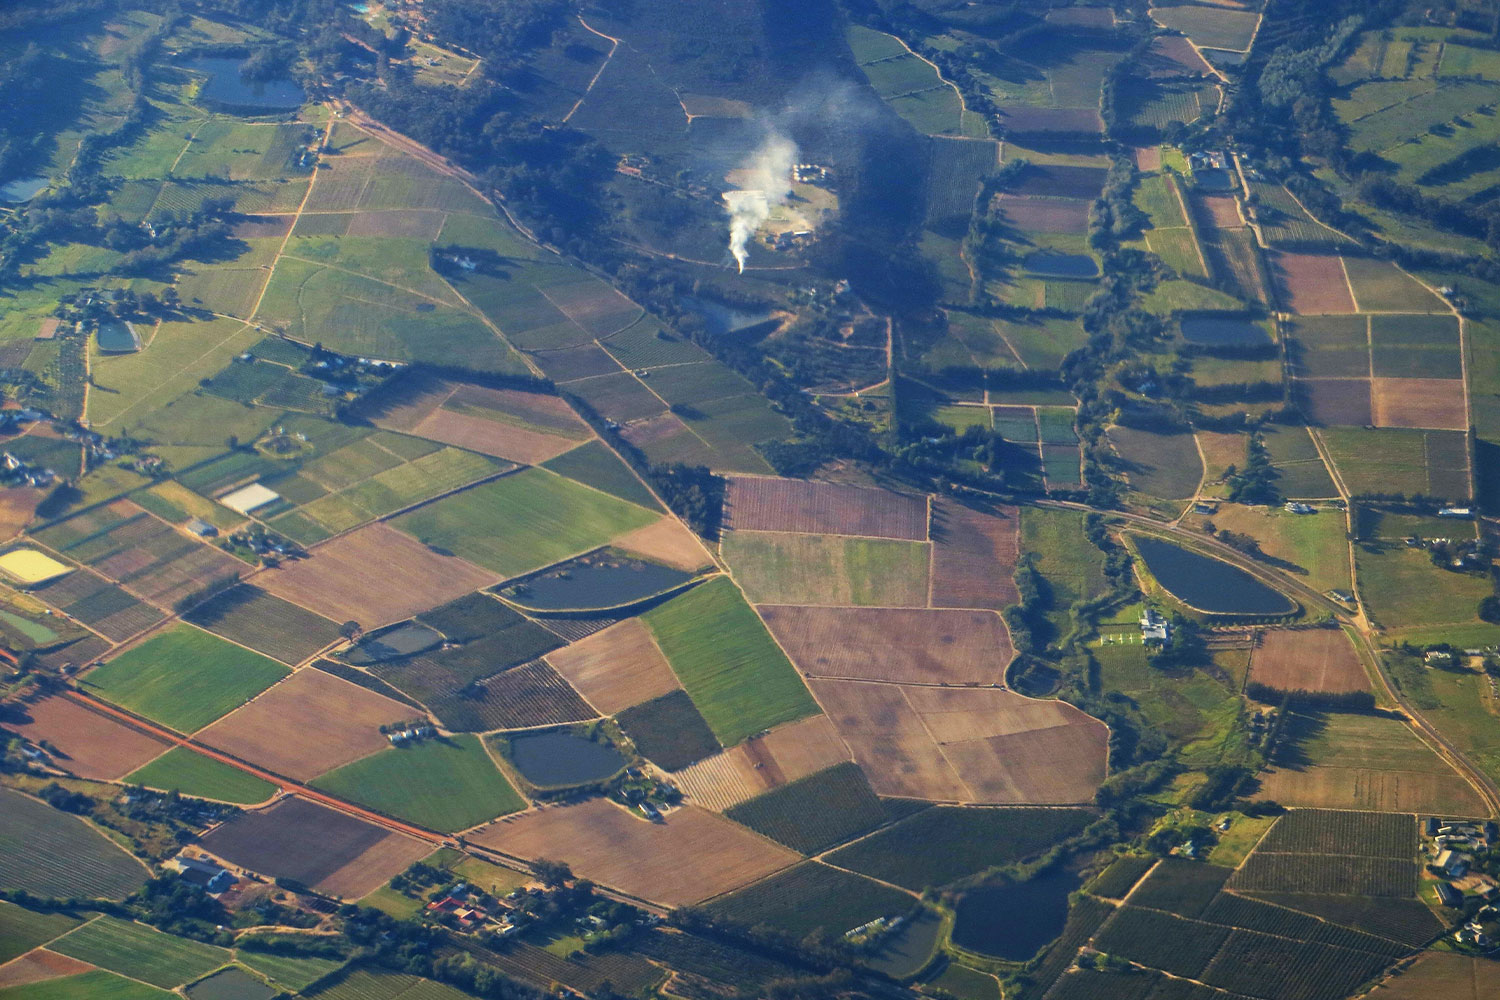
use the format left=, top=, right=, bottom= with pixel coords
left=339, top=620, right=362, bottom=641
left=1479, top=595, right=1500, bottom=624
left=533, top=858, right=572, bottom=887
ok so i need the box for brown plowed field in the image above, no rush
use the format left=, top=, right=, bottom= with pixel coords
left=761, top=606, right=1012, bottom=684
left=545, top=618, right=682, bottom=715
left=1371, top=378, right=1468, bottom=431
left=1145, top=34, right=1214, bottom=76
left=1295, top=379, right=1373, bottom=426
left=807, top=680, right=968, bottom=801
left=258, top=522, right=499, bottom=626
left=231, top=215, right=294, bottom=239
left=809, top=680, right=1107, bottom=804
left=997, top=195, right=1091, bottom=234
left=0, top=695, right=168, bottom=780
left=611, top=517, right=711, bottom=571
left=1355, top=950, right=1500, bottom=999
left=929, top=500, right=1021, bottom=609
left=0, top=949, right=93, bottom=989
left=1133, top=146, right=1163, bottom=171
left=1271, top=252, right=1356, bottom=314
left=1248, top=628, right=1368, bottom=694
left=1254, top=766, right=1485, bottom=817
left=1194, top=194, right=1241, bottom=229
left=200, top=795, right=428, bottom=900
left=412, top=407, right=579, bottom=464
left=471, top=799, right=798, bottom=906
left=724, top=477, right=928, bottom=539
left=0, top=487, right=45, bottom=542
left=672, top=715, right=849, bottom=811
left=197, top=667, right=411, bottom=781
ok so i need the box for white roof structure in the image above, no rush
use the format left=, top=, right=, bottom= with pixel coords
left=219, top=483, right=281, bottom=515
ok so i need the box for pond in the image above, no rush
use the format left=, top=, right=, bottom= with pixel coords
left=96, top=321, right=140, bottom=353
left=1180, top=316, right=1271, bottom=348
left=506, top=729, right=626, bottom=787
left=499, top=549, right=691, bottom=612
left=864, top=908, right=942, bottom=978
left=186, top=57, right=306, bottom=111
left=0, top=176, right=48, bottom=204
left=1134, top=536, right=1296, bottom=615
left=1024, top=251, right=1098, bottom=278
left=951, top=868, right=1081, bottom=961
left=682, top=295, right=776, bottom=337
left=345, top=622, right=443, bottom=665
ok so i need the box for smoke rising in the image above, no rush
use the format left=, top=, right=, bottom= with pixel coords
left=723, top=131, right=796, bottom=273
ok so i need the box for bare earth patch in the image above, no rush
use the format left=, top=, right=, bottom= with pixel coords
left=1295, top=379, right=1373, bottom=427
left=724, top=477, right=928, bottom=539
left=198, top=667, right=412, bottom=781
left=545, top=618, right=682, bottom=715
left=762, top=606, right=1012, bottom=684
left=471, top=799, right=798, bottom=906
left=1249, top=628, right=1368, bottom=694
left=929, top=500, right=1021, bottom=610
left=0, top=949, right=94, bottom=989
left=1371, top=378, right=1468, bottom=431
left=413, top=407, right=580, bottom=464
left=611, top=516, right=712, bottom=571
left=0, top=696, right=169, bottom=780
left=671, top=715, right=851, bottom=811
left=1270, top=252, right=1357, bottom=315
left=258, top=522, right=499, bottom=626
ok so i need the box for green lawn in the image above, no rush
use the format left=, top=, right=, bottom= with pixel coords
left=311, top=734, right=524, bottom=833
left=81, top=624, right=290, bottom=733
left=125, top=747, right=277, bottom=805
left=391, top=467, right=658, bottom=578
left=643, top=577, right=818, bottom=746
left=50, top=916, right=230, bottom=989
left=720, top=532, right=930, bottom=607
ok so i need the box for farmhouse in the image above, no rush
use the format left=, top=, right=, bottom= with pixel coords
left=1434, top=849, right=1469, bottom=878
left=166, top=854, right=235, bottom=894
left=186, top=518, right=217, bottom=538
left=1437, top=881, right=1464, bottom=908
left=219, top=482, right=281, bottom=515
left=1139, top=607, right=1170, bottom=642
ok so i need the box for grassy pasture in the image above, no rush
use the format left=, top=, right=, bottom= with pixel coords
left=643, top=578, right=817, bottom=746
left=50, top=917, right=229, bottom=989
left=82, top=624, right=289, bottom=733
left=312, top=734, right=524, bottom=833
left=1107, top=426, right=1204, bottom=500
left=1342, top=256, right=1448, bottom=312
left=541, top=441, right=661, bottom=510
left=1319, top=426, right=1468, bottom=499
left=87, top=317, right=263, bottom=429
left=1370, top=313, right=1461, bottom=378
left=1356, top=542, right=1493, bottom=630
left=1140, top=279, right=1247, bottom=316
left=125, top=747, right=277, bottom=804
left=391, top=468, right=658, bottom=578
left=1191, top=504, right=1351, bottom=594
left=721, top=531, right=929, bottom=607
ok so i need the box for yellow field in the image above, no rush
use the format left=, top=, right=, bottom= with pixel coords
left=0, top=548, right=72, bottom=585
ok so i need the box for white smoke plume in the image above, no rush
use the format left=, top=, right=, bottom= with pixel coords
left=723, top=131, right=797, bottom=273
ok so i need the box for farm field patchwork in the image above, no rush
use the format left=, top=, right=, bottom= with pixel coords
left=199, top=796, right=430, bottom=900
left=49, top=917, right=228, bottom=990
left=720, top=531, right=930, bottom=607
left=470, top=799, right=799, bottom=907
left=197, top=666, right=411, bottom=781
left=182, top=584, right=339, bottom=666
left=0, top=969, right=174, bottom=1000
left=642, top=578, right=817, bottom=747
left=0, top=695, right=169, bottom=781
left=80, top=624, right=290, bottom=734
left=392, top=468, right=659, bottom=579
left=0, top=901, right=80, bottom=966
left=311, top=733, right=525, bottom=833
left=670, top=715, right=851, bottom=811
left=257, top=522, right=499, bottom=627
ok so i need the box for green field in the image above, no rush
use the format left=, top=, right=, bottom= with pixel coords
left=312, top=734, right=524, bottom=833
left=51, top=916, right=230, bottom=989
left=826, top=806, right=1093, bottom=891
left=615, top=690, right=721, bottom=770
left=392, top=468, right=658, bottom=578
left=0, top=787, right=148, bottom=900
left=81, top=624, right=290, bottom=733
left=724, top=763, right=889, bottom=853
left=1019, top=507, right=1110, bottom=644
left=540, top=441, right=662, bottom=511
left=1319, top=427, right=1469, bottom=500
left=1107, top=426, right=1205, bottom=500
left=1199, top=504, right=1352, bottom=594
left=0, top=900, right=80, bottom=964
left=720, top=532, right=930, bottom=607
left=708, top=862, right=914, bottom=938
left=642, top=578, right=818, bottom=746
left=1355, top=543, right=1494, bottom=630
left=0, top=970, right=174, bottom=1000
left=1091, top=642, right=1242, bottom=763
left=235, top=949, right=348, bottom=993
left=125, top=748, right=277, bottom=805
